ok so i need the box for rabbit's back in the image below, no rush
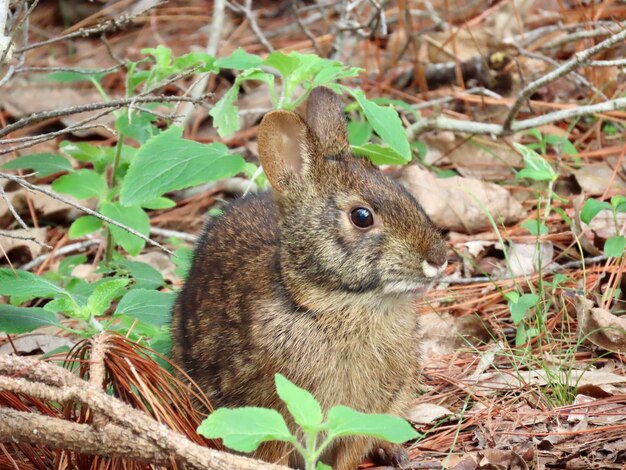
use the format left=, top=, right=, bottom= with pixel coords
left=171, top=191, right=282, bottom=407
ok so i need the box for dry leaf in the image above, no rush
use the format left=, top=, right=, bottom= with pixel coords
left=0, top=228, right=48, bottom=261
left=400, top=166, right=524, bottom=234
left=0, top=333, right=74, bottom=355
left=576, top=296, right=626, bottom=354
left=573, top=163, right=626, bottom=195
left=422, top=132, right=521, bottom=180
left=420, top=312, right=491, bottom=359
left=503, top=242, right=554, bottom=277
left=584, top=209, right=626, bottom=240
left=479, top=449, right=528, bottom=470
left=406, top=402, right=453, bottom=425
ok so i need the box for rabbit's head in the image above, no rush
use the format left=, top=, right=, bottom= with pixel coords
left=258, top=87, right=446, bottom=311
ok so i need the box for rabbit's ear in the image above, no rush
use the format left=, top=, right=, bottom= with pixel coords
left=258, top=110, right=313, bottom=193
left=306, top=87, right=349, bottom=158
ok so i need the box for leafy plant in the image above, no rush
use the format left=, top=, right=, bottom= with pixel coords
left=580, top=195, right=626, bottom=258
left=198, top=374, right=419, bottom=470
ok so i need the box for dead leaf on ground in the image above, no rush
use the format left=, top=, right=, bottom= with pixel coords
left=446, top=449, right=528, bottom=470
left=576, top=296, right=626, bottom=354
left=131, top=251, right=178, bottom=283
left=573, top=163, right=626, bottom=195
left=400, top=166, right=525, bottom=234
left=501, top=241, right=554, bottom=277
left=420, top=311, right=492, bottom=360
left=583, top=209, right=626, bottom=240
left=406, top=402, right=453, bottom=425
left=422, top=132, right=521, bottom=180
left=0, top=333, right=74, bottom=355
left=0, top=228, right=48, bottom=262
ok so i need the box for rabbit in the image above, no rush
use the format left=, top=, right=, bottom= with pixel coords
left=171, top=86, right=447, bottom=469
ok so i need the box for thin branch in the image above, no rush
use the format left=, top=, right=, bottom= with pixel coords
left=20, top=239, right=100, bottom=271
left=0, top=94, right=209, bottom=139
left=407, top=96, right=626, bottom=138
left=0, top=185, right=29, bottom=231
left=502, top=27, right=626, bottom=131
left=173, top=0, right=225, bottom=127
left=0, top=230, right=51, bottom=249
left=150, top=227, right=198, bottom=243
left=0, top=172, right=172, bottom=254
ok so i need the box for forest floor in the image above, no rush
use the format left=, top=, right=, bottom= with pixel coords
left=1, top=1, right=626, bottom=469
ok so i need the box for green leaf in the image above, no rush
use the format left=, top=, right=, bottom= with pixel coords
left=52, top=169, right=107, bottom=199
left=263, top=51, right=301, bottom=78
left=87, top=278, right=129, bottom=317
left=60, top=141, right=109, bottom=164
left=521, top=219, right=549, bottom=236
left=326, top=406, right=419, bottom=443
left=209, top=85, right=240, bottom=138
left=58, top=254, right=87, bottom=276
left=316, top=463, right=332, bottom=470
left=350, top=89, right=411, bottom=162
left=173, top=246, right=193, bottom=279
left=100, top=202, right=150, bottom=255
left=347, top=120, right=372, bottom=147
left=116, top=112, right=158, bottom=144
left=604, top=236, right=625, bottom=258
left=581, top=198, right=612, bottom=225
left=2, top=153, right=72, bottom=177
left=275, top=374, right=322, bottom=429
left=173, top=52, right=217, bottom=72
left=197, top=407, right=293, bottom=452
left=0, top=269, right=68, bottom=301
left=43, top=297, right=80, bottom=317
left=611, top=195, right=626, bottom=213
left=0, top=305, right=61, bottom=333
left=69, top=216, right=102, bottom=239
left=115, top=289, right=175, bottom=326
left=351, top=143, right=407, bottom=165
left=44, top=70, right=111, bottom=83
left=507, top=293, right=538, bottom=325
left=114, top=261, right=164, bottom=290
left=120, top=127, right=245, bottom=206
left=141, top=197, right=176, bottom=210
left=513, top=143, right=557, bottom=182
left=216, top=48, right=263, bottom=69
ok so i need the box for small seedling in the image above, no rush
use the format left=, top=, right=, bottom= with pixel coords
left=197, top=374, right=420, bottom=470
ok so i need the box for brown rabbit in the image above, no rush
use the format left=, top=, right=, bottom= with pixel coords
left=171, top=86, right=447, bottom=469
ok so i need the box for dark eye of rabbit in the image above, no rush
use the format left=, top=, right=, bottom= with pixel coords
left=349, top=207, right=374, bottom=229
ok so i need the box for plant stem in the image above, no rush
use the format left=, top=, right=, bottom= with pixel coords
left=104, top=138, right=124, bottom=263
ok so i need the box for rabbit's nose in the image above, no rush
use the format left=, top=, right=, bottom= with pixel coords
left=426, top=248, right=447, bottom=269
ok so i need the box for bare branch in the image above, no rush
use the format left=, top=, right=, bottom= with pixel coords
left=502, top=27, right=626, bottom=131
left=0, top=172, right=172, bottom=255
left=20, top=239, right=100, bottom=271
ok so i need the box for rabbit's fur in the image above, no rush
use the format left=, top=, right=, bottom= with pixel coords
left=172, top=87, right=447, bottom=469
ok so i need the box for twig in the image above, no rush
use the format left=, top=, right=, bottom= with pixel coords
left=0, top=230, right=51, bottom=249
left=0, top=355, right=286, bottom=470
left=150, top=227, right=198, bottom=243
left=291, top=0, right=321, bottom=53
left=0, top=94, right=209, bottom=139
left=227, top=1, right=274, bottom=53
left=0, top=172, right=172, bottom=255
left=20, top=239, right=100, bottom=271
left=173, top=0, right=225, bottom=127
left=442, top=255, right=609, bottom=285
left=502, top=27, right=626, bottom=131
left=0, top=185, right=29, bottom=231
left=407, top=96, right=626, bottom=138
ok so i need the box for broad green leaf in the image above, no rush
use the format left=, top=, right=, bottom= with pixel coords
left=87, top=278, right=129, bottom=317
left=120, top=127, right=244, bottom=206
left=604, top=236, right=625, bottom=258
left=209, top=85, right=241, bottom=137
left=313, top=65, right=361, bottom=86
left=0, top=305, right=61, bottom=333
left=521, top=219, right=549, bottom=236
left=100, top=202, right=150, bottom=255
left=351, top=143, right=407, bottom=165
left=263, top=51, right=301, bottom=78
left=514, top=143, right=557, bottom=182
left=611, top=195, right=626, bottom=213
left=141, top=197, right=176, bottom=210
left=326, top=406, right=419, bottom=443
left=507, top=293, right=538, bottom=325
left=60, top=141, right=109, bottom=165
left=45, top=70, right=111, bottom=83
left=173, top=246, right=193, bottom=279
left=350, top=89, right=410, bottom=162
left=275, top=374, right=322, bottom=429
left=114, top=261, right=164, bottom=290
left=0, top=269, right=68, bottom=300
left=116, top=112, right=157, bottom=144
left=216, top=48, right=263, bottom=69
left=580, top=198, right=611, bottom=225
left=316, top=463, right=332, bottom=470
left=43, top=297, right=80, bottom=317
left=58, top=254, right=87, bottom=276
left=347, top=120, right=372, bottom=147
left=69, top=216, right=102, bottom=239
left=2, top=153, right=72, bottom=177
left=544, top=134, right=578, bottom=155
left=173, top=52, right=217, bottom=72
left=197, top=407, right=293, bottom=452
left=115, top=289, right=174, bottom=326
left=52, top=169, right=107, bottom=199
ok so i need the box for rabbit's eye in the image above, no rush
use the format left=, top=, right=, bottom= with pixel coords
left=350, top=207, right=374, bottom=229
